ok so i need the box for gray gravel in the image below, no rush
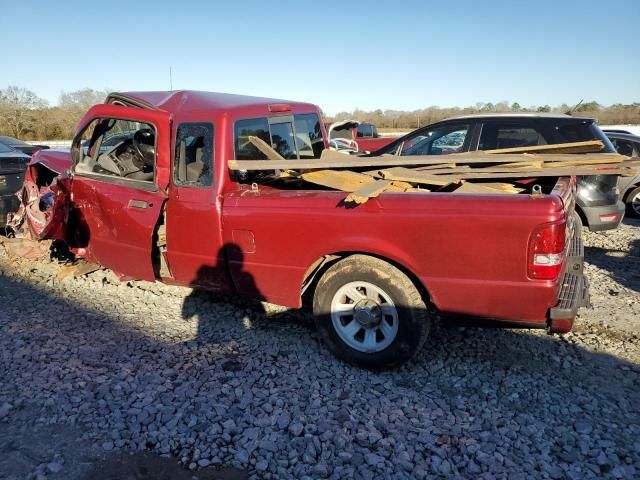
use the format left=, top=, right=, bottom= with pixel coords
left=0, top=219, right=639, bottom=479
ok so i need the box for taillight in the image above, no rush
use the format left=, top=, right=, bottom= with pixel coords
left=528, top=221, right=566, bottom=280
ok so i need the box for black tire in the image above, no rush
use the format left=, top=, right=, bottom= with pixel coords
left=625, top=186, right=640, bottom=218
left=312, top=255, right=431, bottom=369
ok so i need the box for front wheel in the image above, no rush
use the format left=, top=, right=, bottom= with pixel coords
left=625, top=186, right=640, bottom=218
left=312, top=255, right=431, bottom=369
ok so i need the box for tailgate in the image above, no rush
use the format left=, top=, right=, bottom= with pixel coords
left=548, top=176, right=590, bottom=331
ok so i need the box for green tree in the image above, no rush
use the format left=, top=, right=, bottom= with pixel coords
left=0, top=86, right=48, bottom=138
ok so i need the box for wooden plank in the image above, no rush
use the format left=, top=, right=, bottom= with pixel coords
left=300, top=170, right=374, bottom=192
left=377, top=167, right=462, bottom=186
left=483, top=140, right=604, bottom=155
left=228, top=152, right=626, bottom=171
left=248, top=136, right=284, bottom=160
left=418, top=160, right=640, bottom=176
left=454, top=166, right=636, bottom=180
left=452, top=183, right=523, bottom=194
left=345, top=180, right=393, bottom=204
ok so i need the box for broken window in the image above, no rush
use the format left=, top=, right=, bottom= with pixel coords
left=73, top=118, right=156, bottom=183
left=174, top=123, right=214, bottom=187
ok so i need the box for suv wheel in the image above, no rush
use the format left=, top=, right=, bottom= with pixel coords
left=626, top=186, right=640, bottom=218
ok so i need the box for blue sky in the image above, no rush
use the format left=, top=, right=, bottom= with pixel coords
left=1, top=0, right=638, bottom=114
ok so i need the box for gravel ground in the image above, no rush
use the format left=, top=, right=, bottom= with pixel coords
left=0, top=218, right=638, bottom=479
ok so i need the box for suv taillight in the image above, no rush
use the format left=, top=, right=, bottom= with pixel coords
left=528, top=221, right=566, bottom=280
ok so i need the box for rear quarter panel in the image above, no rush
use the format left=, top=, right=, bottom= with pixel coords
left=222, top=189, right=566, bottom=323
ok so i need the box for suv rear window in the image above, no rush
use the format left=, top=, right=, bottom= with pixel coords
left=235, top=113, right=324, bottom=160
left=479, top=124, right=547, bottom=150
left=478, top=119, right=615, bottom=152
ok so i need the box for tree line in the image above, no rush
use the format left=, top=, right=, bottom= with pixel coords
left=332, top=101, right=640, bottom=130
left=0, top=85, right=638, bottom=140
left=0, top=86, right=110, bottom=140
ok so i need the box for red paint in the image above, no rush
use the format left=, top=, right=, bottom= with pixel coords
left=20, top=90, right=580, bottom=328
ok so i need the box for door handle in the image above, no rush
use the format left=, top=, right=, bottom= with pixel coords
left=128, top=200, right=148, bottom=209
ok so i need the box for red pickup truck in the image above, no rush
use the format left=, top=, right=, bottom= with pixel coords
left=10, top=90, right=588, bottom=368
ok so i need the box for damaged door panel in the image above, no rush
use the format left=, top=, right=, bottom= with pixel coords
left=8, top=152, right=71, bottom=241
left=67, top=104, right=171, bottom=281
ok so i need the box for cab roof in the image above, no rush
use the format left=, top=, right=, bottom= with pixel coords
left=106, top=90, right=318, bottom=116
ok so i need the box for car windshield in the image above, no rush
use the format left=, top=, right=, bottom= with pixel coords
left=0, top=143, right=15, bottom=153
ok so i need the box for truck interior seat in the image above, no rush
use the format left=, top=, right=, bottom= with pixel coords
left=186, top=144, right=205, bottom=182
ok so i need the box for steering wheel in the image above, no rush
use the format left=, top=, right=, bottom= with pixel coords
left=133, top=128, right=156, bottom=166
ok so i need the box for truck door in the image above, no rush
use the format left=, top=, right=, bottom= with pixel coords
left=69, top=104, right=171, bottom=281
left=164, top=122, right=232, bottom=290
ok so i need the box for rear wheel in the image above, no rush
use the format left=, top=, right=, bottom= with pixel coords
left=312, top=255, right=431, bottom=369
left=625, top=186, right=640, bottom=218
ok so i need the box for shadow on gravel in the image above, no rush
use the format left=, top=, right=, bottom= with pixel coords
left=585, top=238, right=640, bottom=292
left=81, top=452, right=247, bottom=480
left=2, top=254, right=639, bottom=479
left=0, top=269, right=249, bottom=480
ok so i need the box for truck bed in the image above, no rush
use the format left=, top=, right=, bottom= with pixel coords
left=222, top=176, right=576, bottom=326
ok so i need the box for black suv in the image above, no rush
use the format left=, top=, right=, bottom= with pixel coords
left=604, top=131, right=640, bottom=217
left=373, top=113, right=625, bottom=231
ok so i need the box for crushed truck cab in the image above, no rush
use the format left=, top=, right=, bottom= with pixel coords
left=9, top=90, right=589, bottom=368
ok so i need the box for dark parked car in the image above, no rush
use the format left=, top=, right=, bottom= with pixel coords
left=372, top=113, right=625, bottom=232
left=0, top=136, right=49, bottom=156
left=605, top=131, right=640, bottom=217
left=0, top=143, right=30, bottom=227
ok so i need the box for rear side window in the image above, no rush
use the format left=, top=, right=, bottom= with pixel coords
left=357, top=124, right=373, bottom=138
left=400, top=124, right=470, bottom=156
left=174, top=122, right=214, bottom=187
left=235, top=118, right=271, bottom=160
left=479, top=124, right=547, bottom=150
left=478, top=119, right=615, bottom=152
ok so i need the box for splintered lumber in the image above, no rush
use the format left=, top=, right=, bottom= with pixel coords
left=56, top=261, right=101, bottom=280
left=345, top=180, right=392, bottom=204
left=344, top=180, right=418, bottom=204
left=248, top=136, right=284, bottom=160
left=228, top=152, right=627, bottom=171
left=484, top=140, right=604, bottom=155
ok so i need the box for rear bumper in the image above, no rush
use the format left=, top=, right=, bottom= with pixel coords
left=548, top=236, right=590, bottom=333
left=580, top=201, right=625, bottom=232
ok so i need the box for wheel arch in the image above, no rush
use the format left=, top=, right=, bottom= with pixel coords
left=622, top=183, right=640, bottom=203
left=300, top=250, right=433, bottom=309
